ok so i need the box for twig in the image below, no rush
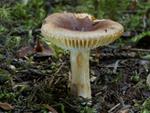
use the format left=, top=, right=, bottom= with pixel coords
left=113, top=60, right=120, bottom=73
left=59, top=98, right=79, bottom=110
left=122, top=48, right=150, bottom=52
left=108, top=103, right=121, bottom=113
left=54, top=63, right=65, bottom=75
left=119, top=97, right=125, bottom=106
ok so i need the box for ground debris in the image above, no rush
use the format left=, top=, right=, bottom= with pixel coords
left=0, top=102, right=14, bottom=110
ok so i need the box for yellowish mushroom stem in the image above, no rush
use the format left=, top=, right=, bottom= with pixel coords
left=70, top=49, right=91, bottom=99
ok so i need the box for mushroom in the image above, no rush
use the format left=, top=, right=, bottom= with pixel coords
left=41, top=12, right=124, bottom=99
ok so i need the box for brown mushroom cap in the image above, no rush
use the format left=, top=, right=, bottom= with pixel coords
left=41, top=12, right=124, bottom=49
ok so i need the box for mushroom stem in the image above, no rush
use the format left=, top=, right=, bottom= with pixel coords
left=70, top=49, right=91, bottom=98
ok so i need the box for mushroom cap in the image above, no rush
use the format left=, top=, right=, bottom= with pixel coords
left=41, top=12, right=124, bottom=49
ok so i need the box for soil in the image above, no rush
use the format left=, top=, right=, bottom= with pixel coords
left=0, top=42, right=150, bottom=113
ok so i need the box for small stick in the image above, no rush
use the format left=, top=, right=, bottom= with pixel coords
left=108, top=103, right=121, bottom=113
left=122, top=48, right=150, bottom=52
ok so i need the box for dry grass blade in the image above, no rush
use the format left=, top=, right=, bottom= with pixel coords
left=117, top=109, right=129, bottom=113
left=108, top=103, right=121, bottom=113
left=146, top=74, right=150, bottom=87
left=44, top=104, right=58, bottom=113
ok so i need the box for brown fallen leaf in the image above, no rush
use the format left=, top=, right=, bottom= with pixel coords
left=34, top=38, right=43, bottom=52
left=44, top=104, right=58, bottom=113
left=17, top=38, right=53, bottom=58
left=34, top=39, right=53, bottom=57
left=129, top=0, right=137, bottom=11
left=17, top=45, right=34, bottom=58
left=0, top=102, right=14, bottom=110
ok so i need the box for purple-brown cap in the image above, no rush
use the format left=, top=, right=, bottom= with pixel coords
left=41, top=12, right=123, bottom=49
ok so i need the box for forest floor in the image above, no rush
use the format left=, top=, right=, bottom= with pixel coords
left=0, top=0, right=150, bottom=113
left=0, top=38, right=150, bottom=113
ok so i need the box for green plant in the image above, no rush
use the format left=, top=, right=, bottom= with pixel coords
left=0, top=6, right=12, bottom=21
left=131, top=31, right=150, bottom=43
left=142, top=98, right=150, bottom=113
left=80, top=106, right=96, bottom=113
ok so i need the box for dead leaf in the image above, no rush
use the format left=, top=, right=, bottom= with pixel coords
left=44, top=104, right=58, bottom=113
left=17, top=46, right=34, bottom=58
left=17, top=39, right=53, bottom=58
left=34, top=39, right=44, bottom=52
left=33, top=39, right=53, bottom=57
left=35, top=46, right=53, bottom=57
left=0, top=102, right=14, bottom=110
left=129, top=0, right=137, bottom=11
